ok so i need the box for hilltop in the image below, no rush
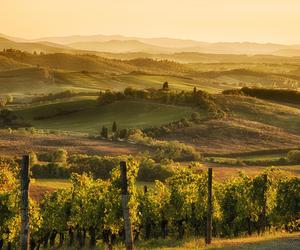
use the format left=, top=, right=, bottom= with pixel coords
left=0, top=36, right=74, bottom=54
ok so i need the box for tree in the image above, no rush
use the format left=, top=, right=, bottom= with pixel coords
left=162, top=82, right=169, bottom=91
left=0, top=99, right=7, bottom=107
left=101, top=126, right=109, bottom=139
left=112, top=121, right=117, bottom=133
left=5, top=95, right=13, bottom=104
left=287, top=150, right=300, bottom=163
left=29, top=151, right=38, bottom=166
left=52, top=149, right=68, bottom=165
left=119, top=128, right=128, bottom=139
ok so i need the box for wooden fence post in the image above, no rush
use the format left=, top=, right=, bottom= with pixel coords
left=20, top=155, right=30, bottom=250
left=120, top=161, right=134, bottom=250
left=205, top=168, right=213, bottom=245
left=261, top=173, right=267, bottom=234
left=143, top=185, right=148, bottom=194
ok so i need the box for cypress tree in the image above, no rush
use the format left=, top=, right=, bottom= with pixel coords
left=112, top=121, right=117, bottom=133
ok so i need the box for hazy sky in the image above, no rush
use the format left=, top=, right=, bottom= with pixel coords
left=1, top=0, right=300, bottom=44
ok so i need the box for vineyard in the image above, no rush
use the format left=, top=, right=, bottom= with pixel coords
left=0, top=157, right=299, bottom=250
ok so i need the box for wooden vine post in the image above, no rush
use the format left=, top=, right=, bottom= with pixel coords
left=205, top=168, right=213, bottom=245
left=261, top=173, right=268, bottom=234
left=20, top=155, right=30, bottom=250
left=120, top=161, right=134, bottom=250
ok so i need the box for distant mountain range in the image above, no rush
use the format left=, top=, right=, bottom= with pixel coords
left=1, top=33, right=300, bottom=56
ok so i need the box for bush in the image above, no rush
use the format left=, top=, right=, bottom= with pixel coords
left=128, top=129, right=201, bottom=161
left=52, top=149, right=68, bottom=165
left=30, top=153, right=177, bottom=182
left=137, top=158, right=175, bottom=182
left=68, top=154, right=123, bottom=179
left=29, top=151, right=38, bottom=166
left=31, top=163, right=69, bottom=178
left=223, top=87, right=300, bottom=105
left=287, top=150, right=300, bottom=164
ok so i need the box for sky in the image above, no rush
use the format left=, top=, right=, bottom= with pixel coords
left=1, top=0, right=300, bottom=44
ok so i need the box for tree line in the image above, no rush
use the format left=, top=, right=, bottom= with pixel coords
left=97, top=85, right=225, bottom=118
left=223, top=87, right=300, bottom=105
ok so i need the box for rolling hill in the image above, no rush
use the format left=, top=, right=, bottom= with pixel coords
left=0, top=55, right=30, bottom=71
left=15, top=99, right=196, bottom=133
left=11, top=90, right=300, bottom=155
left=0, top=67, right=57, bottom=94
left=273, top=49, right=300, bottom=57
left=1, top=50, right=300, bottom=97
left=148, top=93, right=300, bottom=154
left=67, top=40, right=172, bottom=53
left=3, top=33, right=300, bottom=56
left=0, top=37, right=74, bottom=54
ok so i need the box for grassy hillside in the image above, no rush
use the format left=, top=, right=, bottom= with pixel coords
left=0, top=128, right=142, bottom=157
left=1, top=50, right=300, bottom=97
left=158, top=118, right=300, bottom=154
left=0, top=55, right=30, bottom=71
left=16, top=99, right=196, bottom=132
left=11, top=89, right=300, bottom=155
left=0, top=68, right=216, bottom=96
left=149, top=94, right=300, bottom=153
left=0, top=67, right=59, bottom=95
left=215, top=94, right=300, bottom=134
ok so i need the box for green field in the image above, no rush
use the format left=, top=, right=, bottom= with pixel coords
left=16, top=99, right=196, bottom=133
left=0, top=69, right=223, bottom=96
left=54, top=72, right=207, bottom=92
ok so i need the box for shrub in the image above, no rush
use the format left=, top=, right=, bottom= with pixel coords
left=118, top=128, right=128, bottom=139
left=138, top=158, right=174, bottom=182
left=52, top=149, right=68, bottom=165
left=223, top=87, right=300, bottom=105
left=287, top=150, right=300, bottom=164
left=29, top=151, right=38, bottom=166
left=129, top=129, right=200, bottom=161
left=100, top=126, right=109, bottom=139
left=31, top=163, right=69, bottom=178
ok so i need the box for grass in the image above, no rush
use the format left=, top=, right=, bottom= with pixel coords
left=208, top=153, right=286, bottom=163
left=236, top=154, right=286, bottom=161
left=216, top=94, right=300, bottom=134
left=208, top=165, right=300, bottom=182
left=45, top=232, right=300, bottom=249
left=56, top=72, right=206, bottom=92
left=32, top=179, right=154, bottom=190
left=134, top=232, right=300, bottom=249
left=16, top=99, right=196, bottom=133
left=32, top=178, right=72, bottom=189
left=0, top=67, right=222, bottom=97
left=0, top=129, right=142, bottom=157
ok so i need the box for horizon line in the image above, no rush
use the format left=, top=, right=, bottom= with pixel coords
left=1, top=32, right=300, bottom=46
